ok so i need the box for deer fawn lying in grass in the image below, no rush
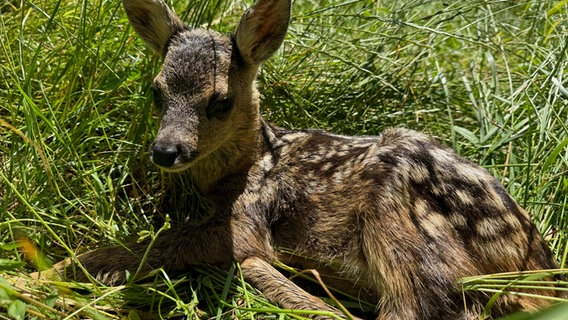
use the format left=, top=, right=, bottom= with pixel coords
left=33, top=0, right=561, bottom=318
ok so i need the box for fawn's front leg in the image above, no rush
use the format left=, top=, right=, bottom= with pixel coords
left=34, top=218, right=274, bottom=285
left=242, top=257, right=350, bottom=319
left=26, top=216, right=350, bottom=318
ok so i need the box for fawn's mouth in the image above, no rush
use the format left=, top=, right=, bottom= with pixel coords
left=154, top=162, right=193, bottom=173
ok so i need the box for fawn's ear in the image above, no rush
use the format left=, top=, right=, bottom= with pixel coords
left=234, top=0, right=291, bottom=65
left=123, top=0, right=186, bottom=56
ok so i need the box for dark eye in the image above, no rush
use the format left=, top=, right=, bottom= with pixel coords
left=151, top=83, right=163, bottom=113
left=207, top=97, right=233, bottom=120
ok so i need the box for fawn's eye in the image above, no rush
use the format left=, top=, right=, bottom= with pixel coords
left=151, top=83, right=163, bottom=113
left=207, top=96, right=233, bottom=120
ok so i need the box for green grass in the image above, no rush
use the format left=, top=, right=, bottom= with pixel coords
left=1, top=0, right=567, bottom=319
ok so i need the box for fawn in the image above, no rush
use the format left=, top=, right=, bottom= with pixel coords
left=32, top=0, right=560, bottom=318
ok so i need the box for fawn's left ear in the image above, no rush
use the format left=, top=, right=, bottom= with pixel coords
left=234, top=0, right=291, bottom=66
left=123, top=0, right=186, bottom=56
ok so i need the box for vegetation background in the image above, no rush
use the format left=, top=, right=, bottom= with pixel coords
left=1, top=0, right=567, bottom=319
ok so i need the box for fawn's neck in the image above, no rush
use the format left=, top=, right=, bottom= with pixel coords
left=187, top=111, right=264, bottom=193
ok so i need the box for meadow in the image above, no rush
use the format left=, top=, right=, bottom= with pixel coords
left=1, top=0, right=567, bottom=318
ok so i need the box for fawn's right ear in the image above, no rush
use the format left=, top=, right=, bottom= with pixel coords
left=123, top=0, right=186, bottom=56
left=235, top=0, right=291, bottom=65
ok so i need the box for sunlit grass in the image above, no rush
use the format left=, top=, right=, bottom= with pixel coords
left=1, top=0, right=567, bottom=318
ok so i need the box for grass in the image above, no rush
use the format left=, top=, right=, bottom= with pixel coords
left=0, top=0, right=567, bottom=318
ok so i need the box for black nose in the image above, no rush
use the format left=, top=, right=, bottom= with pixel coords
left=151, top=144, right=178, bottom=167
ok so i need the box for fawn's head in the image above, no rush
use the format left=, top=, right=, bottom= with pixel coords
left=123, top=0, right=290, bottom=172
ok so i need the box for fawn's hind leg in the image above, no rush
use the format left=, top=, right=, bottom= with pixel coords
left=241, top=257, right=352, bottom=319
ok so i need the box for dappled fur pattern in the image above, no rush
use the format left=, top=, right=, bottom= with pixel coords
left=40, top=0, right=561, bottom=319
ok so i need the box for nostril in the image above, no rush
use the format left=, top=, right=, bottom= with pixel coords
left=151, top=144, right=179, bottom=167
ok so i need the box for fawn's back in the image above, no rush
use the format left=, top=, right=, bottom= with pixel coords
left=42, top=0, right=560, bottom=319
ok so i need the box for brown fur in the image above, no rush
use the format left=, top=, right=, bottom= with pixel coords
left=35, top=0, right=560, bottom=319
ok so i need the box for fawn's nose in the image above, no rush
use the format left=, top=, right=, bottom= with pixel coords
left=151, top=144, right=179, bottom=167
